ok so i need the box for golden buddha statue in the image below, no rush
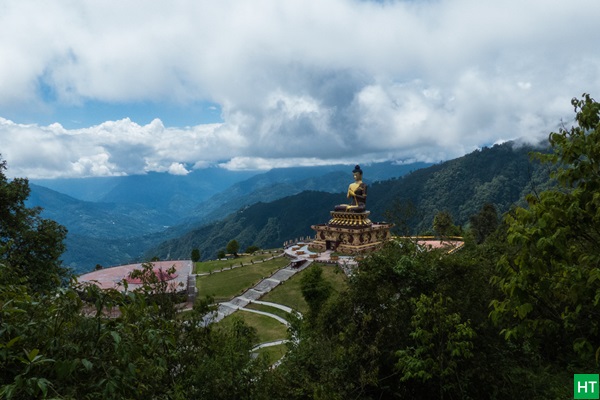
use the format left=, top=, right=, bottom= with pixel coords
left=334, top=165, right=367, bottom=213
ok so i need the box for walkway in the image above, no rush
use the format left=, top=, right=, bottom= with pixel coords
left=283, top=243, right=358, bottom=276
left=199, top=243, right=357, bottom=360
left=201, top=257, right=312, bottom=326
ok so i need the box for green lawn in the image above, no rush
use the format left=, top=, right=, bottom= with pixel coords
left=259, top=263, right=348, bottom=314
left=217, top=310, right=289, bottom=345
left=245, top=302, right=293, bottom=321
left=194, top=251, right=282, bottom=274
left=254, top=343, right=287, bottom=365
left=211, top=262, right=348, bottom=365
left=196, top=257, right=289, bottom=302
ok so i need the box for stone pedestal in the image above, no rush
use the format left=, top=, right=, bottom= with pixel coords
left=311, top=211, right=393, bottom=254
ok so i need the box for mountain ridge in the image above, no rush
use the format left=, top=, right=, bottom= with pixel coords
left=143, top=141, right=552, bottom=262
left=28, top=161, right=428, bottom=272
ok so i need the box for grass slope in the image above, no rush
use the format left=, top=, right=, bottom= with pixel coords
left=217, top=312, right=288, bottom=345
left=196, top=257, right=289, bottom=302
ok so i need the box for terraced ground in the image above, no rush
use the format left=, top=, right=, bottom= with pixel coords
left=194, top=252, right=347, bottom=363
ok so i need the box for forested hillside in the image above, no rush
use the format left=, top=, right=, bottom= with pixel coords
left=185, top=161, right=430, bottom=227
left=147, top=140, right=551, bottom=260
left=28, top=161, right=428, bottom=271
left=27, top=184, right=174, bottom=237
left=25, top=185, right=184, bottom=270
left=368, top=140, right=552, bottom=231
left=145, top=191, right=341, bottom=261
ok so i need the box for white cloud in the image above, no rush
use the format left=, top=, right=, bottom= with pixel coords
left=0, top=117, right=232, bottom=178
left=167, top=162, right=190, bottom=176
left=1, top=0, right=599, bottom=178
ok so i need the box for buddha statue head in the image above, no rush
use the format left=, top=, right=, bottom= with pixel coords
left=352, top=165, right=363, bottom=181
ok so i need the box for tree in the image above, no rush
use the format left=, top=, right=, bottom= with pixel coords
left=191, top=248, right=201, bottom=262
left=433, top=211, right=460, bottom=238
left=384, top=199, right=419, bottom=236
left=396, top=293, right=475, bottom=400
left=0, top=156, right=68, bottom=292
left=490, top=93, right=600, bottom=363
left=469, top=203, right=498, bottom=244
left=0, top=263, right=272, bottom=399
left=245, top=245, right=260, bottom=254
left=226, top=239, right=240, bottom=257
left=300, top=264, right=332, bottom=319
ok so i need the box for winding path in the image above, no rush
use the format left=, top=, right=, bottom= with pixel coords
left=200, top=255, right=312, bottom=326
left=200, top=243, right=350, bottom=359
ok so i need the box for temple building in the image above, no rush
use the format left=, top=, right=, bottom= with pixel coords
left=311, top=165, right=393, bottom=254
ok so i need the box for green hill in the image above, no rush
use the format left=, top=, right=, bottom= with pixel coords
left=145, top=191, right=341, bottom=260
left=367, top=140, right=552, bottom=231
left=146, top=141, right=552, bottom=261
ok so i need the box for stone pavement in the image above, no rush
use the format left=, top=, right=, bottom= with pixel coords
left=284, top=243, right=358, bottom=276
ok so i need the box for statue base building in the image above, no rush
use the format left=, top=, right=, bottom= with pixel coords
left=311, top=211, right=393, bottom=254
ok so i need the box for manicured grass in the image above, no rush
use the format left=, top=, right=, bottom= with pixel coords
left=194, top=251, right=282, bottom=274
left=245, top=302, right=293, bottom=321
left=255, top=343, right=287, bottom=364
left=197, top=257, right=289, bottom=302
left=210, top=262, right=348, bottom=365
left=259, top=263, right=348, bottom=314
left=217, top=311, right=288, bottom=345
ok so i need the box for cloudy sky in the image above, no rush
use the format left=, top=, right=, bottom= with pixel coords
left=1, top=0, right=599, bottom=179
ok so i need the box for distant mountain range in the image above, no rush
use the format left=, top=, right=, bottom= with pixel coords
left=26, top=142, right=552, bottom=274
left=30, top=168, right=259, bottom=223
left=27, top=161, right=429, bottom=273
left=141, top=141, right=552, bottom=262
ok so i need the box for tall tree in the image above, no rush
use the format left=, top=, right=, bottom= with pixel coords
left=300, top=264, right=332, bottom=320
left=0, top=156, right=68, bottom=292
left=490, top=94, right=600, bottom=363
left=469, top=203, right=499, bottom=244
left=226, top=239, right=240, bottom=257
left=191, top=248, right=201, bottom=262
left=396, top=293, right=475, bottom=400
left=433, top=210, right=459, bottom=238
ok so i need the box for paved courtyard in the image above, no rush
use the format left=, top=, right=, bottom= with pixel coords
left=77, top=260, right=193, bottom=292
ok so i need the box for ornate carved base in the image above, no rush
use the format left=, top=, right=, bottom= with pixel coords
left=328, top=211, right=372, bottom=228
left=311, top=221, right=393, bottom=254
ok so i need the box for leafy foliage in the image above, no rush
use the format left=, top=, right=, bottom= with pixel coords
left=0, top=264, right=273, bottom=399
left=433, top=210, right=461, bottom=237
left=226, top=239, right=240, bottom=257
left=469, top=203, right=499, bottom=244
left=274, top=231, right=571, bottom=399
left=490, top=94, right=600, bottom=365
left=397, top=293, right=475, bottom=399
left=299, top=264, right=332, bottom=320
left=0, top=157, right=68, bottom=293
left=191, top=248, right=201, bottom=262
left=245, top=245, right=260, bottom=254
